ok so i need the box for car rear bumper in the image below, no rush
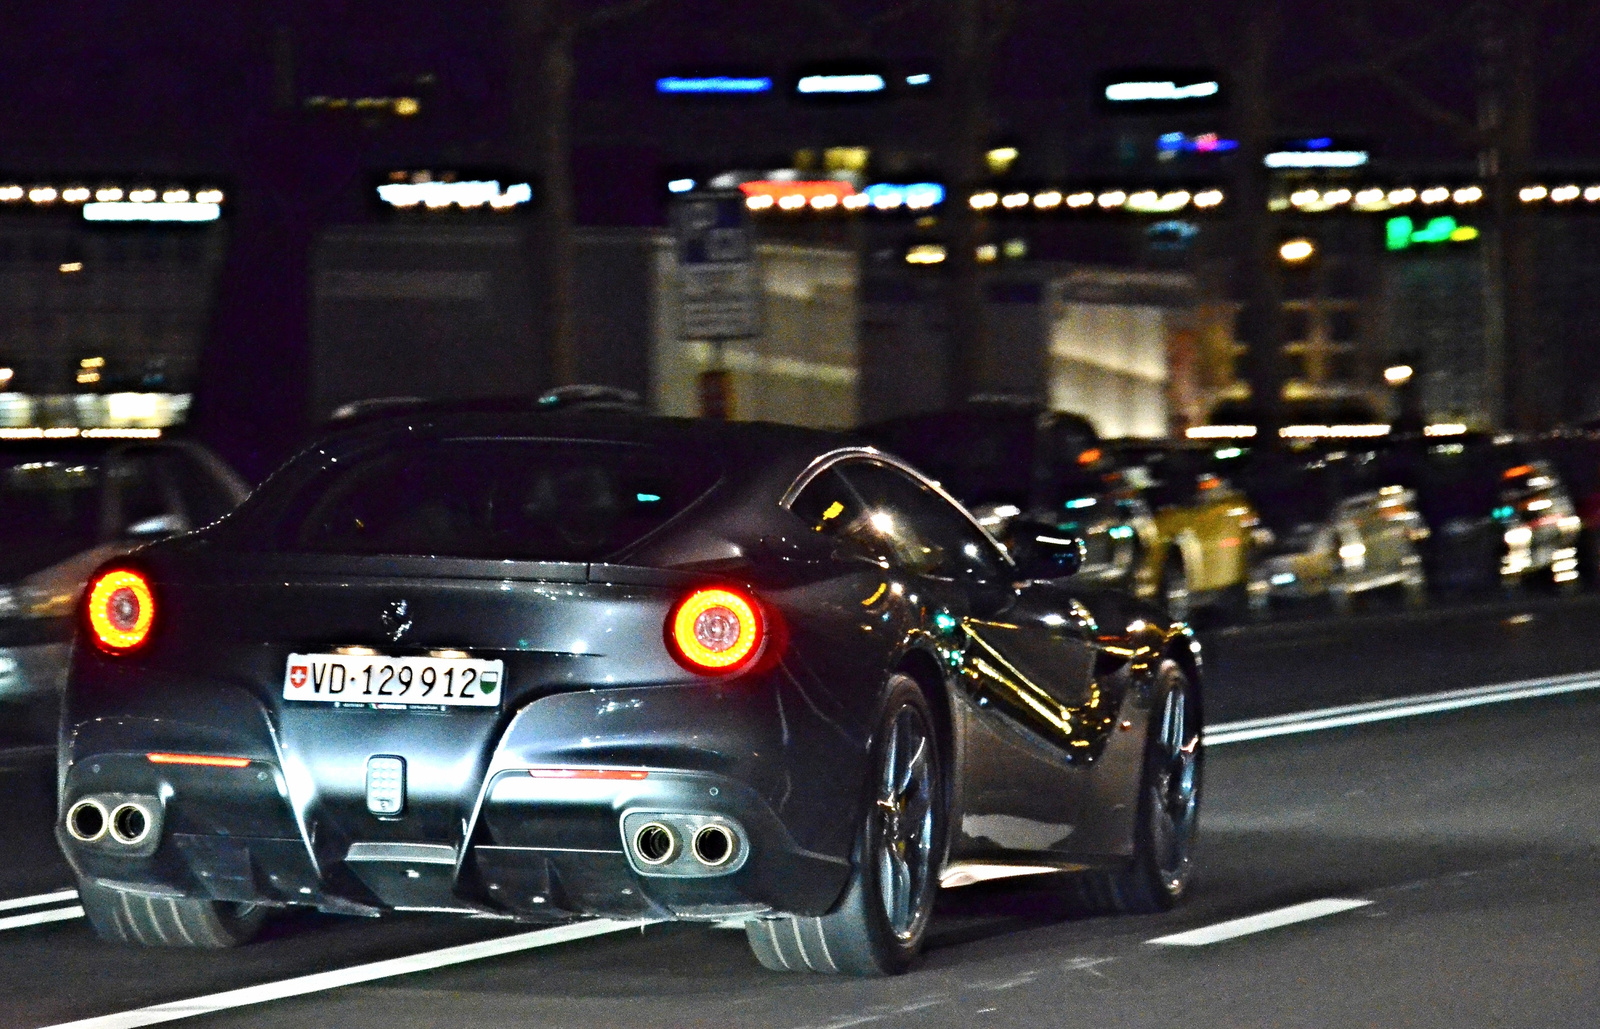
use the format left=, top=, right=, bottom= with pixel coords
left=57, top=677, right=861, bottom=922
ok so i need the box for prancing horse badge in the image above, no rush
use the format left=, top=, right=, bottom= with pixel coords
left=380, top=599, right=412, bottom=642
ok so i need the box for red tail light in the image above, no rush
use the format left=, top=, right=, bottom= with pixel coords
left=667, top=587, right=764, bottom=673
left=86, top=569, right=156, bottom=652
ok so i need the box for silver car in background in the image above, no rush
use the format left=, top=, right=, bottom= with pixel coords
left=0, top=435, right=248, bottom=739
left=1240, top=448, right=1428, bottom=614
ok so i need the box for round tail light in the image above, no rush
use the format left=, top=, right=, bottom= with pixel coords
left=667, top=587, right=763, bottom=673
left=86, top=569, right=156, bottom=652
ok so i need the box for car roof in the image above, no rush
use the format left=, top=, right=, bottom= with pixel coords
left=308, top=407, right=861, bottom=483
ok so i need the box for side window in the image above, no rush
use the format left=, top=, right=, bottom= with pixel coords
left=788, top=467, right=892, bottom=566
left=838, top=462, right=1009, bottom=581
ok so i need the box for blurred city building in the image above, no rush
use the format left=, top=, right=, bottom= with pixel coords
left=7, top=7, right=1600, bottom=462
left=0, top=182, right=226, bottom=429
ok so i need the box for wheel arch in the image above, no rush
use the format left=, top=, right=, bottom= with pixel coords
left=1159, top=631, right=1205, bottom=733
left=892, top=646, right=954, bottom=793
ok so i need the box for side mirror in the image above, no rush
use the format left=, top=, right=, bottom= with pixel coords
left=126, top=512, right=187, bottom=538
left=1011, top=523, right=1086, bottom=580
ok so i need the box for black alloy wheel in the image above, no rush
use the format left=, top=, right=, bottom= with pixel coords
left=874, top=698, right=938, bottom=941
left=1076, top=659, right=1202, bottom=914
left=746, top=675, right=945, bottom=975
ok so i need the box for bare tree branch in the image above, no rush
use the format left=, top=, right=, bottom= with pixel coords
left=582, top=0, right=668, bottom=31
left=984, top=0, right=1018, bottom=53
left=1366, top=63, right=1480, bottom=142
left=788, top=0, right=933, bottom=54
left=1333, top=0, right=1481, bottom=144
left=1287, top=0, right=1464, bottom=95
left=1540, top=0, right=1600, bottom=80
left=863, top=0, right=928, bottom=30
left=1189, top=3, right=1227, bottom=68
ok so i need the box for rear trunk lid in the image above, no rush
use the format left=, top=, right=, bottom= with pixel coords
left=137, top=552, right=702, bottom=875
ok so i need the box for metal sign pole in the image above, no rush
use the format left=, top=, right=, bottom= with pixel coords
left=672, top=192, right=760, bottom=419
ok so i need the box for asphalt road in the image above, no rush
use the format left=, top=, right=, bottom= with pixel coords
left=1, top=595, right=1597, bottom=1028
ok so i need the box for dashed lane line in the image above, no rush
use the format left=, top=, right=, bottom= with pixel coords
left=1204, top=670, right=1600, bottom=745
left=36, top=918, right=654, bottom=1029
left=1147, top=898, right=1373, bottom=946
left=0, top=905, right=84, bottom=932
left=0, top=888, right=78, bottom=913
left=0, top=744, right=55, bottom=762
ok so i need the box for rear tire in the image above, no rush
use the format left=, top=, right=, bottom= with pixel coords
left=78, top=877, right=267, bottom=948
left=747, top=676, right=944, bottom=975
left=1073, top=660, right=1201, bottom=914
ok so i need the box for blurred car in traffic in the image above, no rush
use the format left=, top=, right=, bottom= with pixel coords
left=1531, top=430, right=1600, bottom=587
left=1378, top=434, right=1581, bottom=593
left=57, top=405, right=1201, bottom=972
left=863, top=400, right=1150, bottom=589
left=0, top=434, right=248, bottom=738
left=1229, top=446, right=1428, bottom=614
left=1112, top=440, right=1262, bottom=621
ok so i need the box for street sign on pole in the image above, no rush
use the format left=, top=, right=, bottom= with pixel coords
left=673, top=193, right=760, bottom=340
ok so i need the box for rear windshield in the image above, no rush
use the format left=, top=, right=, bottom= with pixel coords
left=277, top=437, right=721, bottom=561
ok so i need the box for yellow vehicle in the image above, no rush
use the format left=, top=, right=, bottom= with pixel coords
left=1114, top=442, right=1262, bottom=621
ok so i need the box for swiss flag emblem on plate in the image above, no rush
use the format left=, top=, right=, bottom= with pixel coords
left=288, top=665, right=308, bottom=689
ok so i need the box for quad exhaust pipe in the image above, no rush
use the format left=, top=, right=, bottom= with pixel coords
left=66, top=796, right=159, bottom=849
left=66, top=798, right=109, bottom=843
left=625, top=814, right=744, bottom=872
left=691, top=823, right=735, bottom=867
left=109, top=801, right=154, bottom=846
left=632, top=822, right=679, bottom=865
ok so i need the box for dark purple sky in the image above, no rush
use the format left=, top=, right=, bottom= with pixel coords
left=4, top=2, right=1596, bottom=189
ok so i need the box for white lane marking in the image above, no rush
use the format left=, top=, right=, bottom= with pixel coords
left=1147, top=898, right=1372, bottom=946
left=0, top=744, right=56, bottom=762
left=1204, top=670, right=1600, bottom=745
left=0, top=905, right=84, bottom=932
left=0, top=888, right=78, bottom=913
left=38, top=918, right=653, bottom=1029
left=1062, top=955, right=1114, bottom=978
left=794, top=997, right=949, bottom=1029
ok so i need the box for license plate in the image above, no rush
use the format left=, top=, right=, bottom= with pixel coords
left=283, top=653, right=503, bottom=708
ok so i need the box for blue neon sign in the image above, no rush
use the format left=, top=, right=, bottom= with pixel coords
left=656, top=76, right=772, bottom=95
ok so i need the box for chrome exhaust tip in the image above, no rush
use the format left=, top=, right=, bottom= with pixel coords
left=66, top=798, right=109, bottom=843
left=109, top=802, right=153, bottom=846
left=691, top=823, right=736, bottom=867
left=632, top=822, right=678, bottom=866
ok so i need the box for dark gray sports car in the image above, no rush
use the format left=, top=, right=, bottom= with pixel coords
left=58, top=407, right=1202, bottom=975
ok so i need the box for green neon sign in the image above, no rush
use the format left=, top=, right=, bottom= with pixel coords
left=1386, top=215, right=1480, bottom=250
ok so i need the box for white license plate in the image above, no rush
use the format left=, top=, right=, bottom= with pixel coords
left=283, top=653, right=503, bottom=708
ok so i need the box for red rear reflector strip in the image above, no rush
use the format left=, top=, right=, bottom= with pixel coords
left=527, top=767, right=649, bottom=780
left=146, top=753, right=252, bottom=768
